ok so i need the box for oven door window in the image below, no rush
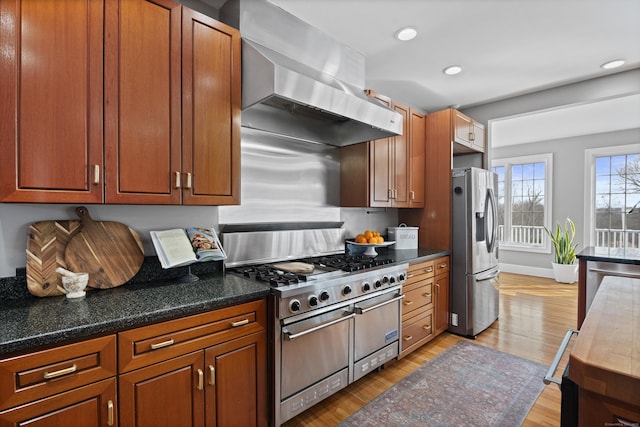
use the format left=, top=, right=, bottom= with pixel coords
left=280, top=307, right=352, bottom=399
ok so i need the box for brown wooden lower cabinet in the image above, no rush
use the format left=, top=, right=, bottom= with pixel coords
left=0, top=299, right=267, bottom=427
left=400, top=256, right=450, bottom=358
left=0, top=379, right=116, bottom=427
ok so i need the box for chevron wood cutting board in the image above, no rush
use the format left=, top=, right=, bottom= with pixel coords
left=26, top=220, right=82, bottom=297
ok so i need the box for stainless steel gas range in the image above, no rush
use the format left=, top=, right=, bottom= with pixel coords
left=222, top=224, right=407, bottom=426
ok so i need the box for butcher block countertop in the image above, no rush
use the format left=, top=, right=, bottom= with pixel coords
left=568, top=276, right=640, bottom=408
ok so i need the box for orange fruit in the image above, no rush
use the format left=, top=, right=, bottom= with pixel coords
left=367, top=237, right=377, bottom=244
left=364, top=230, right=373, bottom=240
left=355, top=234, right=367, bottom=243
left=377, top=236, right=384, bottom=244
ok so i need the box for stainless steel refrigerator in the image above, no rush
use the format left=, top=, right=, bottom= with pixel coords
left=449, top=167, right=500, bottom=337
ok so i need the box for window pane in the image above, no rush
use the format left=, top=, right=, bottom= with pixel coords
left=512, top=164, right=522, bottom=180
left=595, top=175, right=611, bottom=194
left=595, top=157, right=610, bottom=175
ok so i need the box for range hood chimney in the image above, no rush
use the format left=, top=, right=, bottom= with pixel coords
left=220, top=0, right=403, bottom=146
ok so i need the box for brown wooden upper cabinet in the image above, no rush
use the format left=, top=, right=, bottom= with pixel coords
left=0, top=0, right=241, bottom=206
left=340, top=91, right=425, bottom=208
left=452, top=110, right=485, bottom=153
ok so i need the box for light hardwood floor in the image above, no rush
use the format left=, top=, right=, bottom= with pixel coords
left=282, top=272, right=577, bottom=427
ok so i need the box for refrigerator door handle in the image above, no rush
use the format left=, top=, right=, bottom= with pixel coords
left=475, top=267, right=500, bottom=282
left=485, top=188, right=498, bottom=254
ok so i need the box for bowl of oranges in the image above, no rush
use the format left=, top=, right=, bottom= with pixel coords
left=347, top=230, right=395, bottom=256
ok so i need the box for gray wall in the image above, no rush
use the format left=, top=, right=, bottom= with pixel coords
left=463, top=68, right=640, bottom=277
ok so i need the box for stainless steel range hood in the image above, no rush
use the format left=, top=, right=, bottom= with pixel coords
left=220, top=0, right=403, bottom=146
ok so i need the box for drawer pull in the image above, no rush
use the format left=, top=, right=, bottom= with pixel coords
left=208, top=365, right=215, bottom=386
left=43, top=364, right=77, bottom=380
left=403, top=300, right=413, bottom=306
left=231, top=319, right=249, bottom=327
left=197, top=369, right=204, bottom=391
left=423, top=293, right=432, bottom=297
left=150, top=339, right=174, bottom=350
left=425, top=267, right=433, bottom=273
left=422, top=325, right=431, bottom=330
left=438, top=263, right=448, bottom=269
left=407, top=273, right=415, bottom=278
left=403, top=335, right=413, bottom=341
left=107, top=400, right=114, bottom=426
left=93, top=165, right=100, bottom=185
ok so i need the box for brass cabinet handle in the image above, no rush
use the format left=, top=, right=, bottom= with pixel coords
left=423, top=293, right=432, bottom=298
left=93, top=165, right=100, bottom=185
left=439, top=263, right=448, bottom=269
left=422, top=325, right=431, bottom=331
left=403, top=335, right=413, bottom=341
left=469, top=131, right=475, bottom=142
left=388, top=189, right=393, bottom=199
left=107, top=400, right=114, bottom=426
left=150, top=339, right=174, bottom=350
left=184, top=172, right=192, bottom=189
left=403, top=300, right=413, bottom=306
left=409, top=190, right=415, bottom=200
left=425, top=267, right=433, bottom=273
left=208, top=365, right=215, bottom=386
left=230, top=319, right=249, bottom=327
left=174, top=171, right=181, bottom=188
left=43, top=364, right=77, bottom=379
left=197, top=369, right=204, bottom=391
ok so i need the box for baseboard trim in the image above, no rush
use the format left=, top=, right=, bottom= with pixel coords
left=498, top=263, right=554, bottom=279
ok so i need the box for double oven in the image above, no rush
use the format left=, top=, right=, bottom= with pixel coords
left=223, top=225, right=407, bottom=426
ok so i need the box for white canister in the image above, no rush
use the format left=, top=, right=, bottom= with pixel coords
left=387, top=224, right=419, bottom=249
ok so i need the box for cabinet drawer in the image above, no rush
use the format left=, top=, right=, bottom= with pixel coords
left=401, top=279, right=433, bottom=317
left=406, top=260, right=435, bottom=283
left=119, top=298, right=266, bottom=373
left=435, top=256, right=450, bottom=274
left=0, top=335, right=116, bottom=411
left=401, top=308, right=434, bottom=352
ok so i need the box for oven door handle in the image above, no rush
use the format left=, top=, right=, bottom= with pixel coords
left=353, top=294, right=404, bottom=315
left=283, top=313, right=356, bottom=340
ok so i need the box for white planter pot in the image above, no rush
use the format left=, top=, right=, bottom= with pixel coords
left=551, top=262, right=578, bottom=284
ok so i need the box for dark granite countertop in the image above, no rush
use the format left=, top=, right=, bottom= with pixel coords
left=0, top=248, right=448, bottom=357
left=576, top=246, right=640, bottom=265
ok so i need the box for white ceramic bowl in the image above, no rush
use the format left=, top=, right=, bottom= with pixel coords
left=62, top=273, right=89, bottom=299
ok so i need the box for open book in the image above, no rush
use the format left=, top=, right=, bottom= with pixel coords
left=150, top=227, right=226, bottom=269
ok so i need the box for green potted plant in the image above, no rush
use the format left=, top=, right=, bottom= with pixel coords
left=544, top=217, right=579, bottom=283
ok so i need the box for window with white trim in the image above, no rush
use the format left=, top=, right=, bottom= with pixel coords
left=491, top=153, right=553, bottom=252
left=585, top=144, right=640, bottom=248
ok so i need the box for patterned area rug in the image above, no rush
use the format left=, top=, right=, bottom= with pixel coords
left=339, top=341, right=547, bottom=427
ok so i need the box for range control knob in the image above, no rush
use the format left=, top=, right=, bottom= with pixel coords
left=290, top=300, right=301, bottom=312
left=382, top=276, right=389, bottom=284
left=374, top=280, right=382, bottom=289
left=308, top=295, right=318, bottom=307
left=389, top=276, right=396, bottom=284
left=342, top=285, right=352, bottom=295
left=398, top=273, right=406, bottom=282
left=319, top=290, right=330, bottom=302
left=362, top=282, right=371, bottom=292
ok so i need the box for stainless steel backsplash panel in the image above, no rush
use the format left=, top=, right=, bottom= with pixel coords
left=223, top=228, right=345, bottom=266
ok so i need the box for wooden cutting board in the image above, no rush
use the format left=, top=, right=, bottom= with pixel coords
left=64, top=206, right=144, bottom=289
left=26, top=220, right=82, bottom=297
left=272, top=262, right=315, bottom=274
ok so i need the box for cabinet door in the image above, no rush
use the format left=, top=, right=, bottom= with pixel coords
left=0, top=379, right=116, bottom=427
left=0, top=0, right=104, bottom=203
left=204, top=332, right=267, bottom=427
left=182, top=9, right=241, bottom=205
left=391, top=103, right=410, bottom=207
left=104, top=0, right=182, bottom=204
left=408, top=110, right=425, bottom=207
left=434, top=272, right=450, bottom=335
left=471, top=121, right=486, bottom=152
left=369, top=138, right=393, bottom=207
left=453, top=110, right=473, bottom=147
left=119, top=352, right=205, bottom=427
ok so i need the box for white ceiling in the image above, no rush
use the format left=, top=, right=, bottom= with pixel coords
left=263, top=0, right=640, bottom=113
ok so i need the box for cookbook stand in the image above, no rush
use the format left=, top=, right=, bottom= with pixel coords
left=176, top=264, right=199, bottom=283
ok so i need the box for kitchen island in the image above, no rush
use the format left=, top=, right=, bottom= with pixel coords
left=568, top=275, right=640, bottom=426
left=576, top=247, right=640, bottom=327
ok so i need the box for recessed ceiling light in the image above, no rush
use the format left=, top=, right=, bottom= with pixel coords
left=600, top=59, right=625, bottom=70
left=443, top=65, right=462, bottom=75
left=395, top=27, right=417, bottom=41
